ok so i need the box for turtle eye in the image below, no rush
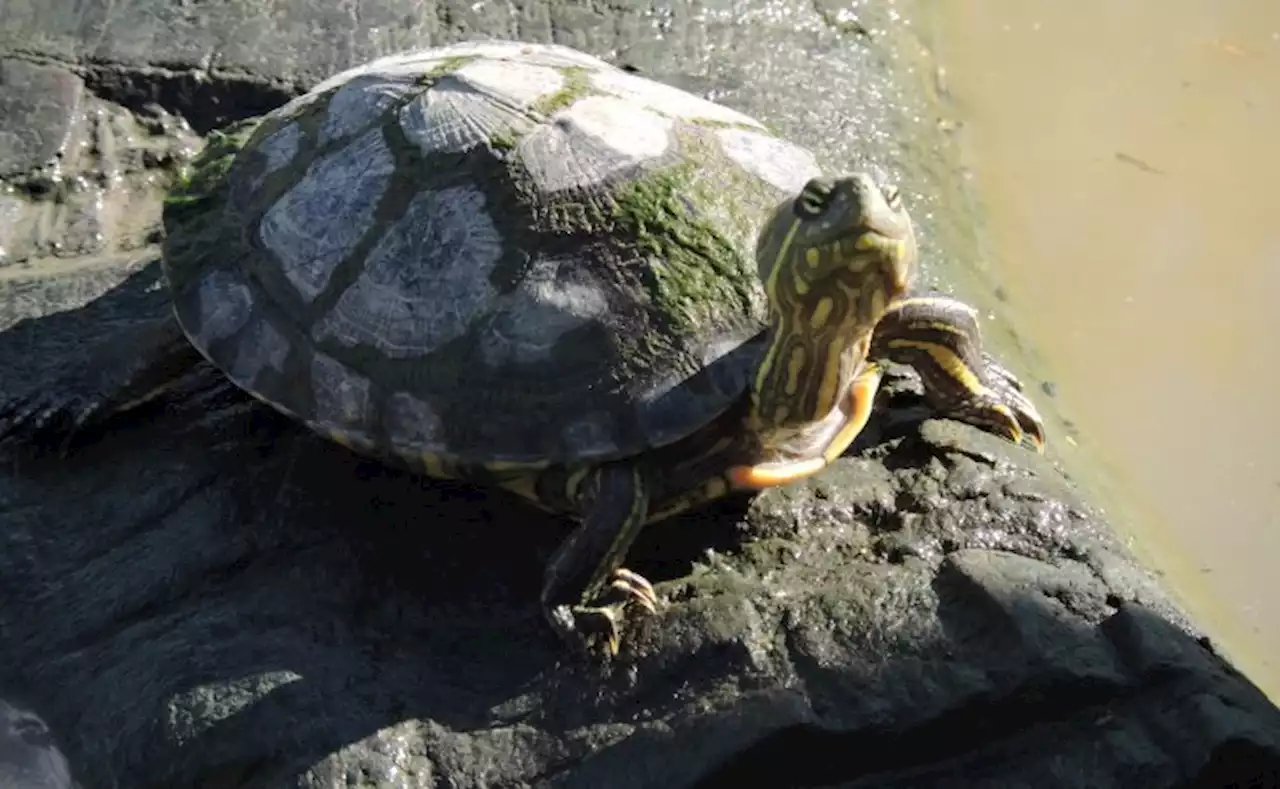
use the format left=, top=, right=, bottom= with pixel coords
left=881, top=183, right=902, bottom=211
left=794, top=178, right=834, bottom=219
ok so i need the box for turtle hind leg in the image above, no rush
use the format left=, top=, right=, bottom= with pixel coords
left=540, top=463, right=659, bottom=657
left=0, top=314, right=203, bottom=454
left=871, top=295, right=1046, bottom=451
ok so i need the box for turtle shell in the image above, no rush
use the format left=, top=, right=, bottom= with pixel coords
left=162, top=40, right=822, bottom=466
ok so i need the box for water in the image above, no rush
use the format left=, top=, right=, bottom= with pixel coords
left=927, top=1, right=1280, bottom=700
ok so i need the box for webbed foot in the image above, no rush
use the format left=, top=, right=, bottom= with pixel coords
left=870, top=295, right=1047, bottom=452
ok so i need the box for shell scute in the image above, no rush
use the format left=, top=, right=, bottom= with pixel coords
left=310, top=351, right=375, bottom=435
left=256, top=127, right=395, bottom=303
left=399, top=62, right=563, bottom=155
left=313, top=185, right=503, bottom=358
left=164, top=41, right=826, bottom=465
left=228, top=313, right=290, bottom=389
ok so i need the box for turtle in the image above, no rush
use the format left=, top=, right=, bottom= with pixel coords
left=0, top=40, right=1045, bottom=656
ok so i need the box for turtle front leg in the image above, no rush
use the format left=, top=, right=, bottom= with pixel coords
left=0, top=314, right=204, bottom=452
left=870, top=296, right=1046, bottom=451
left=540, top=463, right=659, bottom=657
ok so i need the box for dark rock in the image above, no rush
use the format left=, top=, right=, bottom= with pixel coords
left=1, top=1, right=1277, bottom=787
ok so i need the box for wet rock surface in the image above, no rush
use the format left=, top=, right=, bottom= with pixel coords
left=1, top=1, right=1277, bottom=788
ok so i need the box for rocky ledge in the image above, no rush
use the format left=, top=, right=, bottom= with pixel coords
left=1, top=1, right=1277, bottom=787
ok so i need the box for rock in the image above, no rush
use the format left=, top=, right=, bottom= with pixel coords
left=1, top=1, right=1277, bottom=787
left=0, top=52, right=200, bottom=331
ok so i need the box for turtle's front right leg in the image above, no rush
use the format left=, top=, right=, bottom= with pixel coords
left=870, top=295, right=1046, bottom=451
left=0, top=313, right=204, bottom=451
left=540, top=463, right=660, bottom=657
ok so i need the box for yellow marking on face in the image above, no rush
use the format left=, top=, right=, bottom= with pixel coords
left=809, top=297, right=834, bottom=329
left=764, top=219, right=802, bottom=297
left=728, top=456, right=827, bottom=490
left=755, top=218, right=804, bottom=395
left=805, top=247, right=821, bottom=268
left=421, top=453, right=450, bottom=478
left=822, top=362, right=883, bottom=463
left=793, top=273, right=810, bottom=295
left=854, top=233, right=881, bottom=251
left=797, top=186, right=828, bottom=216
left=784, top=345, right=807, bottom=396
left=867, top=285, right=887, bottom=318
left=887, top=339, right=985, bottom=394
left=325, top=429, right=353, bottom=449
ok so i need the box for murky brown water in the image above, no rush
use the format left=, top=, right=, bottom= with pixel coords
left=925, top=1, right=1280, bottom=700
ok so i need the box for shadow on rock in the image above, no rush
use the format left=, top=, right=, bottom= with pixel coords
left=0, top=261, right=173, bottom=387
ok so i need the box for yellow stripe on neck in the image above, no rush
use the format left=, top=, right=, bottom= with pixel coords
left=755, top=218, right=803, bottom=396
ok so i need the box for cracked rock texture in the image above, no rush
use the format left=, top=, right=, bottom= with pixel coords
left=1, top=1, right=1278, bottom=787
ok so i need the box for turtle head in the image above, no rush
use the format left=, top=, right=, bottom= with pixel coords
left=750, top=171, right=918, bottom=430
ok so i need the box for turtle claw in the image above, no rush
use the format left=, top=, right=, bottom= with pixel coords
left=980, top=354, right=1046, bottom=453
left=942, top=378, right=1045, bottom=454
left=547, top=602, right=627, bottom=657
left=1009, top=397, right=1046, bottom=453
left=610, top=567, right=659, bottom=615
left=547, top=567, right=660, bottom=657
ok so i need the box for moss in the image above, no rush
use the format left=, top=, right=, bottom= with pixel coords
left=161, top=117, right=265, bottom=287
left=531, top=66, right=593, bottom=117
left=164, top=118, right=261, bottom=210
left=610, top=160, right=761, bottom=334
left=417, top=55, right=477, bottom=84
left=488, top=129, right=519, bottom=152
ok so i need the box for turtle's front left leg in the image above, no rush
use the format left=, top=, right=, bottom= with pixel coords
left=540, top=463, right=659, bottom=657
left=870, top=296, right=1046, bottom=451
left=0, top=313, right=204, bottom=451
